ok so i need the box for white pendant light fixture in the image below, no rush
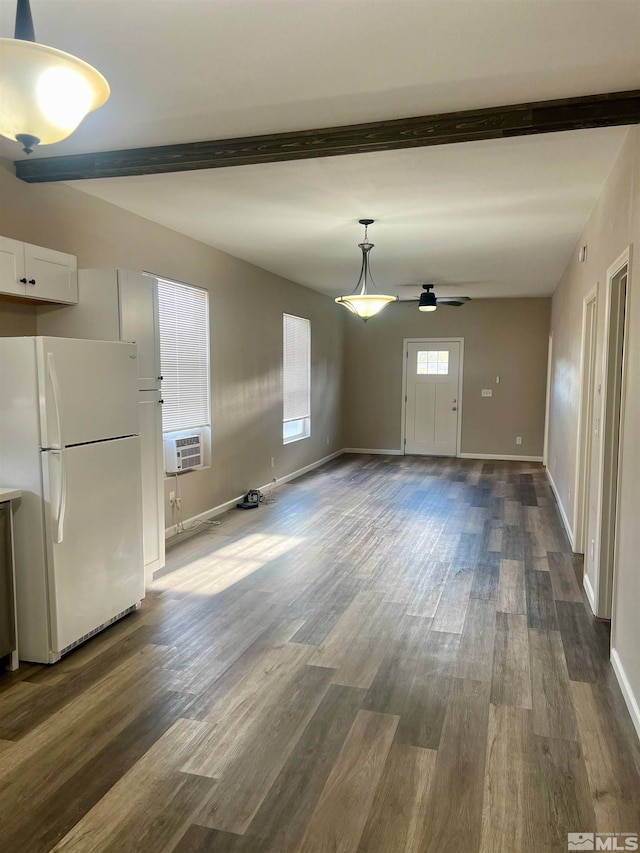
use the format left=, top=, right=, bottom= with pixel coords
left=0, top=0, right=110, bottom=154
left=334, top=219, right=398, bottom=322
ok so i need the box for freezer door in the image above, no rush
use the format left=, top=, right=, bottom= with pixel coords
left=37, top=337, right=139, bottom=448
left=41, top=437, right=144, bottom=656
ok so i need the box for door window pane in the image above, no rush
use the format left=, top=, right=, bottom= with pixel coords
left=417, top=350, right=449, bottom=375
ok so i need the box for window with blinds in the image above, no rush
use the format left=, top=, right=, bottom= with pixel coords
left=157, top=278, right=210, bottom=435
left=283, top=313, right=311, bottom=444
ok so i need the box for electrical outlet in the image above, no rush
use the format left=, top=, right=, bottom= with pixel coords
left=516, top=436, right=522, bottom=445
left=481, top=389, right=492, bottom=397
left=270, top=457, right=275, bottom=468
left=169, top=490, right=176, bottom=506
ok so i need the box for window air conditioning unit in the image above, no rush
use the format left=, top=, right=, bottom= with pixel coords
left=164, top=430, right=204, bottom=473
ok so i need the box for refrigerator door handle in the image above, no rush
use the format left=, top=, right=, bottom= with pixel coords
left=51, top=449, right=67, bottom=544
left=47, top=352, right=64, bottom=450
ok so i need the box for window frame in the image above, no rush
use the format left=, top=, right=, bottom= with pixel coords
left=155, top=275, right=211, bottom=444
left=282, top=313, right=311, bottom=445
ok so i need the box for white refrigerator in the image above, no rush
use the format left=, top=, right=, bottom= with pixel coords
left=0, top=336, right=145, bottom=663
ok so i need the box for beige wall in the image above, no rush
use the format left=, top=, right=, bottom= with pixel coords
left=0, top=302, right=36, bottom=336
left=343, top=297, right=550, bottom=457
left=548, top=126, right=640, bottom=732
left=0, top=160, right=345, bottom=524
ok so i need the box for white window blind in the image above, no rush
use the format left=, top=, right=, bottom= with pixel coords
left=283, top=313, right=310, bottom=431
left=157, top=278, right=210, bottom=433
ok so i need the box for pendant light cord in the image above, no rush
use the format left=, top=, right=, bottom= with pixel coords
left=14, top=0, right=36, bottom=42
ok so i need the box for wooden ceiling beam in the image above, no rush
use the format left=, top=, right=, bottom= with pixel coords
left=14, top=90, right=640, bottom=183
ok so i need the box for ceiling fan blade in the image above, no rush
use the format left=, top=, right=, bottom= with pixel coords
left=436, top=297, right=471, bottom=306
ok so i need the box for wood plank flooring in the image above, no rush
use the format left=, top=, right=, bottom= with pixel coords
left=1, top=454, right=639, bottom=852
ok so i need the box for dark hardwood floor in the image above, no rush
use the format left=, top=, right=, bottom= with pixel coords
left=1, top=455, right=639, bottom=852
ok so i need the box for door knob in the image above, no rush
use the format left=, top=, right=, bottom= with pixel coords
left=19, top=277, right=27, bottom=283
left=28, top=279, right=36, bottom=285
left=452, top=406, right=457, bottom=411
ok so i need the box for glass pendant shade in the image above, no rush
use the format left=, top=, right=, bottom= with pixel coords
left=0, top=0, right=109, bottom=154
left=335, top=293, right=397, bottom=319
left=0, top=38, right=109, bottom=152
left=335, top=220, right=397, bottom=322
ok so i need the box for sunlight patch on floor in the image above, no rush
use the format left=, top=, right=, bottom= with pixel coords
left=153, top=533, right=306, bottom=595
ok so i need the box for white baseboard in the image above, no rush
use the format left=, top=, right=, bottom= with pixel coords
left=583, top=571, right=596, bottom=613
left=165, top=449, right=345, bottom=539
left=611, top=647, right=640, bottom=742
left=546, top=468, right=575, bottom=550
left=458, top=453, right=543, bottom=462
left=343, top=448, right=404, bottom=456
left=274, top=449, right=345, bottom=486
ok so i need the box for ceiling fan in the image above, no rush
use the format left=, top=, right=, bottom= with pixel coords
left=398, top=284, right=471, bottom=312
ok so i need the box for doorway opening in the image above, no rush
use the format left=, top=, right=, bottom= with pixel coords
left=578, top=248, right=631, bottom=619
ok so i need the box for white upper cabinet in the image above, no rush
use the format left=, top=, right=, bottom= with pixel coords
left=0, top=237, right=26, bottom=297
left=0, top=237, right=78, bottom=304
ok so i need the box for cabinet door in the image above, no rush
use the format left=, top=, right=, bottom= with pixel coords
left=24, top=243, right=78, bottom=304
left=118, top=271, right=161, bottom=391
left=139, top=389, right=165, bottom=584
left=0, top=237, right=27, bottom=297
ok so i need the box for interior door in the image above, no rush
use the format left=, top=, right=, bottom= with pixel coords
left=404, top=340, right=461, bottom=456
left=41, top=437, right=144, bottom=656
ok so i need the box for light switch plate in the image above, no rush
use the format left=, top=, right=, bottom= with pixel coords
left=481, top=389, right=493, bottom=397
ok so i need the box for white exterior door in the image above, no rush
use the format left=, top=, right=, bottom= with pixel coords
left=404, top=340, right=461, bottom=456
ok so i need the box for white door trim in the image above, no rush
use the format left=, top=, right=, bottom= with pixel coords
left=574, top=285, right=599, bottom=555
left=597, top=246, right=632, bottom=620
left=401, top=337, right=464, bottom=457
left=543, top=332, right=553, bottom=468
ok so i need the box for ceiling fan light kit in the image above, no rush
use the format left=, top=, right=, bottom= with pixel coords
left=418, top=285, right=438, bottom=312
left=335, top=220, right=397, bottom=322
left=0, top=0, right=110, bottom=154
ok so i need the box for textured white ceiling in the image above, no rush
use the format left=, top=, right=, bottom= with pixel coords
left=70, top=128, right=629, bottom=298
left=1, top=1, right=638, bottom=297
left=1, top=0, right=638, bottom=156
